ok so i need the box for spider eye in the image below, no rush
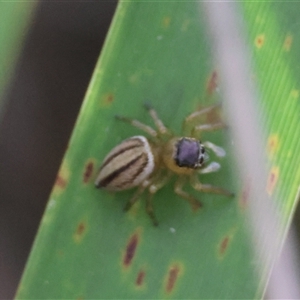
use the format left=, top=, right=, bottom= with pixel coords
left=175, top=138, right=205, bottom=168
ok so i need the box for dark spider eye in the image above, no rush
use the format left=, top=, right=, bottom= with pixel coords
left=199, top=156, right=204, bottom=164
left=175, top=138, right=201, bottom=168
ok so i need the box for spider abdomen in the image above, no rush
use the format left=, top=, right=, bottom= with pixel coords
left=95, top=136, right=155, bottom=191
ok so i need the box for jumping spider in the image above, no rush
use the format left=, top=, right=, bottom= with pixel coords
left=95, top=103, right=233, bottom=226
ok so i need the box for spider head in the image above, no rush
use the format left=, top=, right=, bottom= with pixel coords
left=175, top=137, right=208, bottom=169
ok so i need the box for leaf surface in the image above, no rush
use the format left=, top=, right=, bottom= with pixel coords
left=16, top=2, right=300, bottom=299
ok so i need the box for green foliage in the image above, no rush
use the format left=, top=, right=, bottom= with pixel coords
left=16, top=2, right=300, bottom=299
left=0, top=2, right=35, bottom=116
left=243, top=2, right=300, bottom=221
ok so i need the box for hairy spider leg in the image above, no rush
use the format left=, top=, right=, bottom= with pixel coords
left=191, top=123, right=226, bottom=138
left=145, top=171, right=172, bottom=226
left=174, top=177, right=202, bottom=211
left=202, top=141, right=226, bottom=157
left=123, top=170, right=171, bottom=226
left=190, top=174, right=234, bottom=197
left=183, top=104, right=225, bottom=137
left=184, top=103, right=221, bottom=124
left=144, top=103, right=171, bottom=137
left=123, top=183, right=149, bottom=212
left=198, top=161, right=221, bottom=174
left=146, top=195, right=158, bottom=226
left=148, top=170, right=172, bottom=194
left=115, top=115, right=158, bottom=137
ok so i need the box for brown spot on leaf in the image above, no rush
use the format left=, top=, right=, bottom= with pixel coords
left=267, top=134, right=279, bottom=158
left=165, top=264, right=181, bottom=294
left=73, top=221, right=87, bottom=244
left=136, top=270, right=146, bottom=286
left=218, top=230, right=236, bottom=259
left=53, top=163, right=70, bottom=195
left=255, top=34, right=265, bottom=49
left=104, top=93, right=114, bottom=104
left=266, top=166, right=279, bottom=195
left=83, top=161, right=94, bottom=183
left=283, top=34, right=293, bottom=51
left=206, top=71, right=218, bottom=95
left=123, top=233, right=139, bottom=268
left=162, top=16, right=171, bottom=28
left=219, top=236, right=230, bottom=255
left=77, top=222, right=85, bottom=235
left=55, top=174, right=67, bottom=189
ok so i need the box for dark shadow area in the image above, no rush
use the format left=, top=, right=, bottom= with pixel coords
left=0, top=2, right=117, bottom=298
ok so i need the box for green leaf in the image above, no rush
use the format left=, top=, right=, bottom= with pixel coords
left=0, top=2, right=36, bottom=117
left=243, top=2, right=300, bottom=220
left=16, top=2, right=300, bottom=299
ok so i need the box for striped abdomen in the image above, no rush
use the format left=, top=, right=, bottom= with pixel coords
left=95, top=136, right=155, bottom=191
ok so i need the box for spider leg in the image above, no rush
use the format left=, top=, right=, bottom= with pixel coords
left=198, top=162, right=221, bottom=174
left=123, top=185, right=147, bottom=212
left=185, top=104, right=221, bottom=124
left=203, top=141, right=226, bottom=157
left=183, top=104, right=227, bottom=137
left=144, top=103, right=171, bottom=137
left=193, top=122, right=226, bottom=134
left=190, top=175, right=234, bottom=197
left=115, top=115, right=157, bottom=137
left=174, top=177, right=202, bottom=211
left=145, top=171, right=172, bottom=226
left=146, top=194, right=159, bottom=226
